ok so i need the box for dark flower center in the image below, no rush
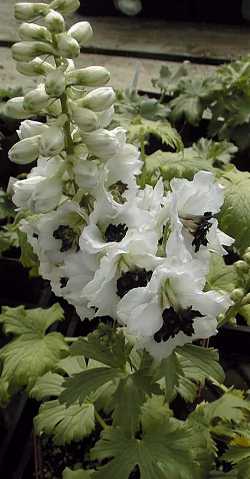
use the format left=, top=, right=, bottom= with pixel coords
left=104, top=223, right=128, bottom=243
left=117, top=268, right=153, bottom=298
left=192, top=211, right=213, bottom=252
left=154, top=306, right=204, bottom=343
left=60, top=277, right=69, bottom=288
left=53, top=225, right=79, bottom=252
left=182, top=211, right=213, bottom=253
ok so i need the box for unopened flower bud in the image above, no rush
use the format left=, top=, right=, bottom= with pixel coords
left=13, top=175, right=62, bottom=213
left=15, top=2, right=49, bottom=21
left=230, top=288, right=245, bottom=302
left=19, top=23, right=52, bottom=42
left=115, top=0, right=142, bottom=16
left=79, top=87, right=115, bottom=111
left=68, top=21, right=93, bottom=46
left=243, top=252, right=250, bottom=265
left=12, top=41, right=54, bottom=62
left=9, top=136, right=40, bottom=164
left=66, top=66, right=110, bottom=87
left=6, top=97, right=31, bottom=119
left=50, top=0, right=80, bottom=15
left=16, top=58, right=55, bottom=76
left=40, top=126, right=65, bottom=156
left=45, top=70, right=65, bottom=97
left=235, top=260, right=249, bottom=274
left=54, top=33, right=80, bottom=59
left=242, top=292, right=250, bottom=305
left=69, top=101, right=98, bottom=132
left=45, top=10, right=65, bottom=33
left=17, top=120, right=48, bottom=139
left=82, top=127, right=126, bottom=159
left=23, top=86, right=50, bottom=113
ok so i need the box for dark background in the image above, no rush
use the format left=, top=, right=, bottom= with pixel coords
left=79, top=0, right=248, bottom=24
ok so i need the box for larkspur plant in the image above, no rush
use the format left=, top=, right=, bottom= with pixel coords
left=1, top=1, right=250, bottom=478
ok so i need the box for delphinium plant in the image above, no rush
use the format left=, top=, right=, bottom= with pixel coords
left=1, top=1, right=250, bottom=477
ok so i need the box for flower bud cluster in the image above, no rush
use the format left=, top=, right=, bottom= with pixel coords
left=8, top=0, right=235, bottom=360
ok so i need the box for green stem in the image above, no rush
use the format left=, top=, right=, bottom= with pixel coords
left=94, top=409, right=108, bottom=429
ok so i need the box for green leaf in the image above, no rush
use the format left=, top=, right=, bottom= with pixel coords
left=0, top=377, right=10, bottom=406
left=178, top=344, right=225, bottom=386
left=145, top=147, right=219, bottom=186
left=223, top=445, right=250, bottom=465
left=0, top=190, right=16, bottom=220
left=63, top=468, right=94, bottom=479
left=0, top=303, right=64, bottom=336
left=57, top=355, right=87, bottom=375
left=70, top=325, right=131, bottom=369
left=152, top=64, right=189, bottom=94
left=127, top=117, right=183, bottom=152
left=60, top=368, right=125, bottom=406
left=205, top=255, right=238, bottom=293
left=91, top=421, right=201, bottom=479
left=162, top=353, right=184, bottom=402
left=0, top=331, right=68, bottom=389
left=0, top=224, right=19, bottom=254
left=34, top=399, right=95, bottom=445
left=17, top=229, right=39, bottom=276
left=219, top=169, right=250, bottom=254
left=192, top=138, right=238, bottom=167
left=112, top=374, right=146, bottom=435
left=170, top=94, right=203, bottom=125
left=239, top=304, right=250, bottom=326
left=141, top=395, right=171, bottom=431
left=197, top=391, right=250, bottom=424
left=30, top=372, right=64, bottom=400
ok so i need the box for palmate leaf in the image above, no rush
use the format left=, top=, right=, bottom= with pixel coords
left=91, top=419, right=201, bottom=479
left=0, top=304, right=67, bottom=389
left=160, top=345, right=224, bottom=403
left=63, top=468, right=94, bottom=479
left=30, top=372, right=64, bottom=400
left=219, top=169, right=250, bottom=255
left=60, top=367, right=125, bottom=406
left=70, top=325, right=132, bottom=369
left=223, top=445, right=250, bottom=479
left=152, top=63, right=189, bottom=94
left=127, top=117, right=183, bottom=151
left=191, top=390, right=250, bottom=426
left=205, top=255, right=238, bottom=294
left=34, top=399, right=95, bottom=445
left=192, top=138, right=238, bottom=167
left=145, top=147, right=219, bottom=187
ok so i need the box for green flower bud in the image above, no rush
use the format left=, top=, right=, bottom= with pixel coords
left=54, top=33, right=80, bottom=59
left=242, top=292, right=250, bottom=305
left=12, top=41, right=54, bottom=62
left=230, top=288, right=245, bottom=302
left=235, top=260, right=249, bottom=274
left=68, top=21, right=93, bottom=46
left=19, top=23, right=52, bottom=42
left=49, top=0, right=80, bottom=15
left=8, top=136, right=40, bottom=164
left=23, top=86, right=50, bottom=113
left=66, top=66, right=110, bottom=87
left=16, top=58, right=55, bottom=76
left=45, top=70, right=65, bottom=97
left=15, top=2, right=49, bottom=21
left=6, top=97, right=32, bottom=119
left=69, top=101, right=98, bottom=132
left=78, top=87, right=115, bottom=111
left=45, top=10, right=65, bottom=33
left=243, top=252, right=250, bottom=265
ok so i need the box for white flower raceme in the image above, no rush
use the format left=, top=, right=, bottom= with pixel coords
left=117, top=259, right=232, bottom=360
left=165, top=171, right=234, bottom=258
left=13, top=175, right=62, bottom=213
left=17, top=119, right=48, bottom=139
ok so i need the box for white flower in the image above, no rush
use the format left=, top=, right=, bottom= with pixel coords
left=166, top=171, right=234, bottom=257
left=80, top=87, right=116, bottom=112
left=17, top=120, right=48, bottom=139
left=40, top=126, right=65, bottom=156
left=117, top=260, right=232, bottom=360
left=13, top=175, right=62, bottom=213
left=82, top=230, right=161, bottom=317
